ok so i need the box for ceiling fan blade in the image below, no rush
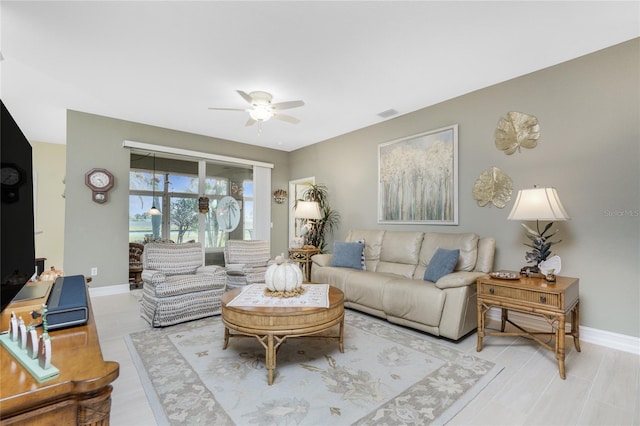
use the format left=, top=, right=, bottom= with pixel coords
left=273, top=113, right=300, bottom=124
left=245, top=117, right=257, bottom=126
left=208, top=107, right=247, bottom=112
left=237, top=90, right=254, bottom=104
left=271, top=100, right=305, bottom=110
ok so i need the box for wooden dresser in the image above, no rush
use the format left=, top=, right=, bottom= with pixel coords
left=0, top=283, right=119, bottom=425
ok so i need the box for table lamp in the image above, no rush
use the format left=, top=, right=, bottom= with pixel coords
left=293, top=201, right=322, bottom=247
left=508, top=186, right=570, bottom=274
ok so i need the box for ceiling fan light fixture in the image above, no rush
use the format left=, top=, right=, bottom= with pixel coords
left=209, top=90, right=303, bottom=126
left=249, top=105, right=273, bottom=122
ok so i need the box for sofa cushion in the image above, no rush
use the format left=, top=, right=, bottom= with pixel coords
left=347, top=230, right=385, bottom=270
left=380, top=231, right=424, bottom=264
left=330, top=240, right=365, bottom=269
left=420, top=232, right=479, bottom=272
left=146, top=274, right=219, bottom=297
left=224, top=240, right=271, bottom=267
left=343, top=271, right=396, bottom=312
left=382, top=279, right=446, bottom=327
left=376, top=262, right=418, bottom=280
left=143, top=242, right=203, bottom=275
left=424, top=248, right=460, bottom=282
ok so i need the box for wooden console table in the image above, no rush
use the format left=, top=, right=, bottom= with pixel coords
left=0, top=282, right=119, bottom=425
left=288, top=247, right=321, bottom=282
left=476, top=273, right=580, bottom=379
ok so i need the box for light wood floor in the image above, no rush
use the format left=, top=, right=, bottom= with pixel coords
left=92, top=291, right=640, bottom=426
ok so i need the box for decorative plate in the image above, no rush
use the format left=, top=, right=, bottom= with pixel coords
left=489, top=271, right=520, bottom=280
left=216, top=196, right=241, bottom=232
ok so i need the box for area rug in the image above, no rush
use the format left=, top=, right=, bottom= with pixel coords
left=125, top=310, right=502, bottom=425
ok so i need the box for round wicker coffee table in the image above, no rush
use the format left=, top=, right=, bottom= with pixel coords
left=221, top=286, right=344, bottom=385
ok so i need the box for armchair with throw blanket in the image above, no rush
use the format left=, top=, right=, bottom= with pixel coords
left=224, top=240, right=272, bottom=289
left=141, top=242, right=226, bottom=327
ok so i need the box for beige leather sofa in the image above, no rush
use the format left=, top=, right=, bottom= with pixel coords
left=311, top=229, right=495, bottom=340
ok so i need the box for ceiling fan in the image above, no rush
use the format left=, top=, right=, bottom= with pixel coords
left=209, top=90, right=304, bottom=126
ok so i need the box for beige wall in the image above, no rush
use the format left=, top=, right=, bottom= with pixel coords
left=63, top=112, right=290, bottom=287
left=289, top=39, right=639, bottom=337
left=39, top=38, right=637, bottom=338
left=32, top=141, right=66, bottom=272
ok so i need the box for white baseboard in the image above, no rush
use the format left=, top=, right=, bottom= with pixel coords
left=579, top=325, right=640, bottom=356
left=486, top=308, right=640, bottom=356
left=88, top=283, right=130, bottom=298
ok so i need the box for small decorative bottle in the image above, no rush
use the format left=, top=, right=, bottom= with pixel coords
left=26, top=326, right=39, bottom=359
left=17, top=317, right=27, bottom=349
left=37, top=305, right=51, bottom=369
left=9, top=311, right=18, bottom=342
left=38, top=334, right=51, bottom=369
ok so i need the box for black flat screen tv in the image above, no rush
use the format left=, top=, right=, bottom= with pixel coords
left=1, top=100, right=37, bottom=312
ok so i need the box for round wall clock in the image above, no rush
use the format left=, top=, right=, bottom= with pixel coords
left=1, top=163, right=26, bottom=203
left=216, top=196, right=241, bottom=232
left=85, top=168, right=114, bottom=204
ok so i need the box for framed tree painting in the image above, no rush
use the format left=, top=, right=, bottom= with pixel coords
left=378, top=124, right=458, bottom=225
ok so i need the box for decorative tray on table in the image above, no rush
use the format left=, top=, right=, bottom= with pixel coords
left=489, top=271, right=520, bottom=280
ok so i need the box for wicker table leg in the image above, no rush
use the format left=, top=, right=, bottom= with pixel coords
left=222, top=327, right=230, bottom=349
left=557, top=314, right=567, bottom=379
left=572, top=302, right=581, bottom=352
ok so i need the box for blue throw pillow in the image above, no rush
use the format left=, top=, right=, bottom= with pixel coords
left=424, top=248, right=460, bottom=282
left=330, top=241, right=365, bottom=269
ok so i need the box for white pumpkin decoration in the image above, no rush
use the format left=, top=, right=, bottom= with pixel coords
left=265, top=254, right=303, bottom=292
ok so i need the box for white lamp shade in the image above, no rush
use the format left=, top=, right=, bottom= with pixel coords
left=148, top=206, right=162, bottom=216
left=294, top=201, right=322, bottom=220
left=508, top=187, right=570, bottom=221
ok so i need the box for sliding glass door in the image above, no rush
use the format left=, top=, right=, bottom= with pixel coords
left=128, top=154, right=254, bottom=250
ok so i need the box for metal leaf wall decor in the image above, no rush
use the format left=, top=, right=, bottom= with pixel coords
left=472, top=166, right=513, bottom=208
left=495, top=111, right=540, bottom=155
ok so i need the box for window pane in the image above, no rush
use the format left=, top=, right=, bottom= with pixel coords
left=169, top=197, right=198, bottom=243
left=129, top=195, right=163, bottom=242
left=205, top=178, right=227, bottom=195
left=130, top=171, right=164, bottom=191
left=243, top=200, right=253, bottom=239
left=243, top=180, right=254, bottom=197
left=202, top=198, right=228, bottom=249
left=243, top=180, right=254, bottom=240
left=169, top=174, right=198, bottom=194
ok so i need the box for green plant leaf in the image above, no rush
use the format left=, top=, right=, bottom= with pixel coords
left=540, top=222, right=553, bottom=236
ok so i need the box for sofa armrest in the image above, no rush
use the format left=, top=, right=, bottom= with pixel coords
left=435, top=271, right=488, bottom=289
left=141, top=269, right=166, bottom=284
left=311, top=253, right=333, bottom=267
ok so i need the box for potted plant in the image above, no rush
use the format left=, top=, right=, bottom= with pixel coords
left=294, top=183, right=340, bottom=253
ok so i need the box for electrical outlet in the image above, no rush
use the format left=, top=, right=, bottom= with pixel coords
left=91, top=267, right=98, bottom=276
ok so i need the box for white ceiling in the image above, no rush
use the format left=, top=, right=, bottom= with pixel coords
left=1, top=1, right=638, bottom=152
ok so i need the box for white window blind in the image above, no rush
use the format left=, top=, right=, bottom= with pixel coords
left=252, top=165, right=271, bottom=242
